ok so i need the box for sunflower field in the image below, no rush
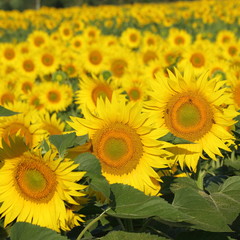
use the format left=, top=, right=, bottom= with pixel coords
left=0, top=0, right=240, bottom=239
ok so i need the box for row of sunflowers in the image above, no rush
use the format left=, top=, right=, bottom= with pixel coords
left=0, top=0, right=240, bottom=239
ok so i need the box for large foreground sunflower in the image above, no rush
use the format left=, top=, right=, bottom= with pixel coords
left=69, top=94, right=172, bottom=196
left=145, top=67, right=237, bottom=171
left=0, top=138, right=86, bottom=232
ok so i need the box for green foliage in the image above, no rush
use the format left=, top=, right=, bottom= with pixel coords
left=108, top=183, right=189, bottom=222
left=0, top=106, right=19, bottom=117
left=101, top=231, right=169, bottom=240
left=75, top=152, right=111, bottom=199
left=10, top=222, right=68, bottom=240
left=172, top=176, right=240, bottom=232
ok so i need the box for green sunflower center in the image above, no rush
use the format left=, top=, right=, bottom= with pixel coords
left=165, top=92, right=214, bottom=141
left=15, top=157, right=57, bottom=203
left=89, top=50, right=102, bottom=65
left=24, top=170, right=46, bottom=192
left=48, top=90, right=61, bottom=103
left=92, top=123, right=143, bottom=175
left=129, top=88, right=141, bottom=101
left=177, top=103, right=201, bottom=128
left=104, top=138, right=128, bottom=161
left=23, top=60, right=34, bottom=72
left=190, top=53, right=205, bottom=68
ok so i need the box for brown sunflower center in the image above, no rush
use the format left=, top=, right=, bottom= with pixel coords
left=228, top=46, right=237, bottom=56
left=92, top=123, right=143, bottom=175
left=222, top=36, right=230, bottom=43
left=63, top=28, right=70, bottom=36
left=74, top=40, right=81, bottom=47
left=15, top=158, right=57, bottom=203
left=3, top=122, right=33, bottom=147
left=165, top=53, right=176, bottom=65
left=164, top=92, right=214, bottom=141
left=130, top=33, right=137, bottom=42
left=143, top=50, right=158, bottom=65
left=190, top=53, right=205, bottom=68
left=111, top=59, right=127, bottom=78
left=89, top=50, right=102, bottom=65
left=42, top=54, right=54, bottom=67
left=92, top=84, right=112, bottom=105
left=1, top=92, right=14, bottom=105
left=47, top=90, right=61, bottom=103
left=22, top=82, right=33, bottom=93
left=34, top=37, right=44, bottom=47
left=128, top=88, right=141, bottom=101
left=4, top=48, right=15, bottom=60
left=147, top=38, right=155, bottom=45
left=23, top=60, right=35, bottom=72
left=174, top=36, right=185, bottom=45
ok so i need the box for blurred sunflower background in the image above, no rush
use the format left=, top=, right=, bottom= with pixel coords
left=0, top=0, right=240, bottom=239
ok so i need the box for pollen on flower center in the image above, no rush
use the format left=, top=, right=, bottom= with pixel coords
left=165, top=92, right=214, bottom=141
left=92, top=123, right=143, bottom=175
left=15, top=158, right=57, bottom=203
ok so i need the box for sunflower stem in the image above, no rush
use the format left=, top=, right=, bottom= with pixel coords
left=117, top=218, right=125, bottom=231
left=124, top=219, right=134, bottom=232
left=76, top=208, right=110, bottom=240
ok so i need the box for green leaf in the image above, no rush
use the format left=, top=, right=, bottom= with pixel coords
left=74, top=134, right=89, bottom=146
left=101, top=231, right=169, bottom=240
left=10, top=222, right=67, bottom=240
left=74, top=152, right=110, bottom=198
left=49, top=132, right=76, bottom=157
left=176, top=231, right=230, bottom=240
left=172, top=176, right=240, bottom=232
left=0, top=105, right=19, bottom=116
left=108, top=184, right=189, bottom=223
left=209, top=176, right=240, bottom=224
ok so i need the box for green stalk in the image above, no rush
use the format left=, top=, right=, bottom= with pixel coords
left=76, top=208, right=110, bottom=240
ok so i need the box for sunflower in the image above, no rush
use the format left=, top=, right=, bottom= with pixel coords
left=39, top=82, right=73, bottom=113
left=37, top=46, right=60, bottom=76
left=167, top=28, right=192, bottom=48
left=58, top=21, right=74, bottom=41
left=145, top=67, right=237, bottom=171
left=69, top=35, right=86, bottom=53
left=81, top=41, right=108, bottom=74
left=178, top=43, right=213, bottom=75
left=107, top=45, right=135, bottom=85
left=142, top=31, right=163, bottom=48
left=0, top=102, right=44, bottom=148
left=122, top=72, right=149, bottom=103
left=83, top=26, right=101, bottom=44
left=27, top=85, right=45, bottom=112
left=142, top=59, right=165, bottom=82
left=138, top=45, right=160, bottom=66
left=18, top=53, right=39, bottom=79
left=0, top=138, right=86, bottom=232
left=38, top=112, right=65, bottom=139
left=120, top=28, right=142, bottom=49
left=216, top=30, right=236, bottom=47
left=69, top=94, right=172, bottom=196
left=0, top=43, right=18, bottom=65
left=221, top=40, right=240, bottom=60
left=75, top=74, right=123, bottom=115
left=27, top=30, right=50, bottom=50
left=226, top=67, right=240, bottom=110
left=0, top=83, right=15, bottom=105
left=15, top=77, right=35, bottom=99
